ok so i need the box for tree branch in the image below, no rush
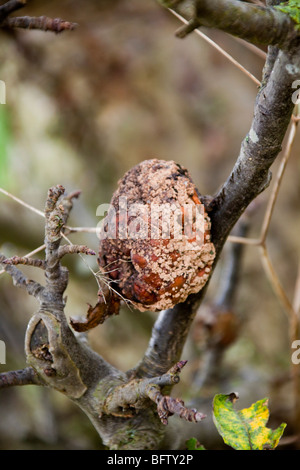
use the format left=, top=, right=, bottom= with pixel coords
left=43, top=185, right=78, bottom=297
left=209, top=48, right=299, bottom=253
left=0, top=184, right=211, bottom=449
left=0, top=367, right=42, bottom=388
left=136, top=9, right=300, bottom=379
left=2, top=0, right=299, bottom=450
left=0, top=253, right=44, bottom=299
left=0, top=0, right=25, bottom=23
left=214, top=203, right=258, bottom=310
left=2, top=255, right=46, bottom=269
left=0, top=0, right=77, bottom=34
left=158, top=0, right=299, bottom=48
left=147, top=387, right=205, bottom=425
left=191, top=207, right=255, bottom=389
left=133, top=297, right=201, bottom=378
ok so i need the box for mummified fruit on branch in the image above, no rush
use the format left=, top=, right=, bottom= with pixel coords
left=98, top=159, right=216, bottom=312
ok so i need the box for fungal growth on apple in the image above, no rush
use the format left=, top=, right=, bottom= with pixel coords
left=71, top=159, right=215, bottom=331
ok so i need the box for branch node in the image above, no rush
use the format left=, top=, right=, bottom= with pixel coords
left=175, top=18, right=200, bottom=38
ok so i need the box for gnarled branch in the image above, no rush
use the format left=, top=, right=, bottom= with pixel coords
left=158, top=0, right=299, bottom=48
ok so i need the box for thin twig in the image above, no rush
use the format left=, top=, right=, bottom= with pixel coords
left=226, top=118, right=299, bottom=323
left=0, top=244, right=45, bottom=276
left=2, top=16, right=78, bottom=33
left=260, top=119, right=298, bottom=243
left=0, top=187, right=100, bottom=285
left=248, top=0, right=265, bottom=6
left=148, top=386, right=206, bottom=425
left=260, top=243, right=300, bottom=426
left=104, top=360, right=205, bottom=425
left=0, top=187, right=44, bottom=217
left=163, top=0, right=296, bottom=49
left=0, top=253, right=44, bottom=298
left=2, top=255, right=46, bottom=269
left=58, top=244, right=96, bottom=259
left=227, top=235, right=261, bottom=245
left=0, top=0, right=26, bottom=23
left=146, top=385, right=206, bottom=425
left=225, top=115, right=298, bottom=247
left=233, top=35, right=267, bottom=60
left=216, top=206, right=257, bottom=308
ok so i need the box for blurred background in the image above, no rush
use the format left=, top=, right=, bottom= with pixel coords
left=0, top=0, right=299, bottom=449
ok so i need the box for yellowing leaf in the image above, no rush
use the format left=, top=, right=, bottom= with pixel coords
left=212, top=393, right=286, bottom=450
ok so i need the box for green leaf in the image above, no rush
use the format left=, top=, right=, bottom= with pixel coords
left=212, top=393, right=286, bottom=450
left=0, top=105, right=11, bottom=187
left=275, top=1, right=300, bottom=30
left=186, top=437, right=206, bottom=450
